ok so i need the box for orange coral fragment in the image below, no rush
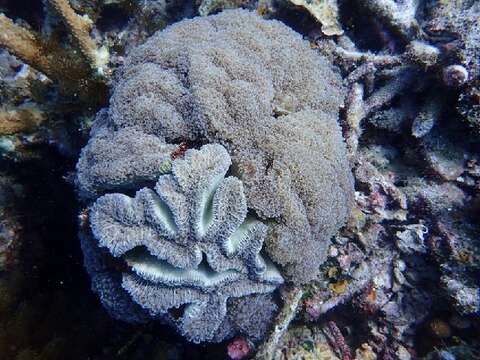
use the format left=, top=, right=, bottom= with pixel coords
left=0, top=106, right=46, bottom=135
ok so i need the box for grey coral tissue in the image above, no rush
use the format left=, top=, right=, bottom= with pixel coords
left=77, top=9, right=354, bottom=285
left=84, top=144, right=284, bottom=343
left=77, top=8, right=355, bottom=343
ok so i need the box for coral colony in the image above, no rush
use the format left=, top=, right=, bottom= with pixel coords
left=83, top=144, right=283, bottom=342
left=77, top=10, right=354, bottom=342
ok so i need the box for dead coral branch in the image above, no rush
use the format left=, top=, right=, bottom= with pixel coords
left=363, top=67, right=416, bottom=114
left=343, top=68, right=416, bottom=162
left=47, top=0, right=108, bottom=73
left=333, top=43, right=401, bottom=67
left=255, top=287, right=304, bottom=360
left=344, top=83, right=365, bottom=163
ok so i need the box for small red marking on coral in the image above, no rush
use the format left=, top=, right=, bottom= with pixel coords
left=227, top=337, right=251, bottom=360
left=171, top=142, right=189, bottom=160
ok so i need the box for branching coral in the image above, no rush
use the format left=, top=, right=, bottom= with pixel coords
left=0, top=14, right=54, bottom=80
left=0, top=2, right=108, bottom=105
left=342, top=67, right=417, bottom=161
left=47, top=0, right=108, bottom=73
left=83, top=144, right=284, bottom=343
left=77, top=9, right=354, bottom=284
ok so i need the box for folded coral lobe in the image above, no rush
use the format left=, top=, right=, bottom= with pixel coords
left=83, top=144, right=283, bottom=343
left=77, top=9, right=353, bottom=342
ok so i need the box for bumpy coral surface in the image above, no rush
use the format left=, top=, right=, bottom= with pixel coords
left=82, top=144, right=283, bottom=343
left=77, top=9, right=354, bottom=283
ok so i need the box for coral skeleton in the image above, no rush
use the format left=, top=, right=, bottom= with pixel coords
left=255, top=286, right=304, bottom=360
left=84, top=144, right=283, bottom=343
left=287, top=0, right=343, bottom=36
left=318, top=39, right=402, bottom=68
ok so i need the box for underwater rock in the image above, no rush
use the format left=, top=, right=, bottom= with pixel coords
left=403, top=179, right=466, bottom=217
left=420, top=130, right=466, bottom=181
left=403, top=176, right=480, bottom=318
left=442, top=276, right=480, bottom=316
left=77, top=9, right=354, bottom=284
left=394, top=223, right=428, bottom=255
left=458, top=85, right=480, bottom=133
left=82, top=144, right=283, bottom=343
